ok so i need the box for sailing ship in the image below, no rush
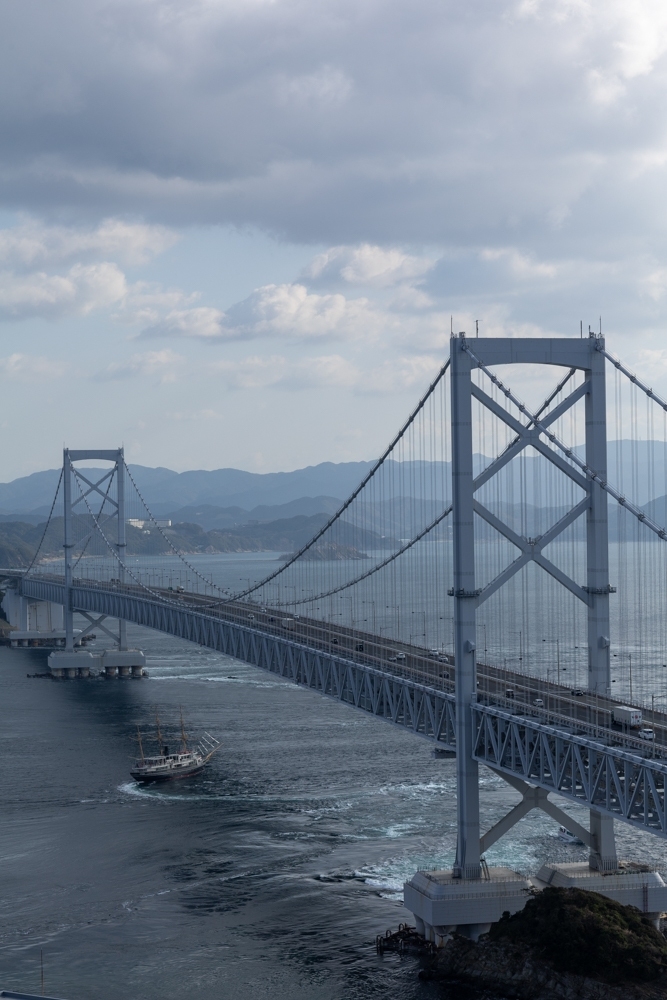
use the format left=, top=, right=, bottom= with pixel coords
left=130, top=710, right=220, bottom=782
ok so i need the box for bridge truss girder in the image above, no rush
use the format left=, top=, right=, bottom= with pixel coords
left=20, top=574, right=667, bottom=845
left=21, top=576, right=457, bottom=746
left=474, top=705, right=667, bottom=838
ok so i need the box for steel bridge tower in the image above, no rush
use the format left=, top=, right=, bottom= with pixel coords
left=406, top=332, right=625, bottom=940
left=49, top=448, right=145, bottom=678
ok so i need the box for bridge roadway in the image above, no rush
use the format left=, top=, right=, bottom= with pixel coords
left=17, top=572, right=667, bottom=839
left=118, top=580, right=667, bottom=758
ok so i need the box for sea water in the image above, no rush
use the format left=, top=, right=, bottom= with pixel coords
left=2, top=554, right=667, bottom=998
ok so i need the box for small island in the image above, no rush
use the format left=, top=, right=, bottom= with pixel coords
left=280, top=542, right=369, bottom=561
left=428, top=887, right=667, bottom=999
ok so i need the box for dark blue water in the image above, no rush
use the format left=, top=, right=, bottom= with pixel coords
left=2, top=623, right=665, bottom=1000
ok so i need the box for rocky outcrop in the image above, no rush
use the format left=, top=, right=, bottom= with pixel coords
left=427, top=934, right=667, bottom=999
left=423, top=887, right=667, bottom=999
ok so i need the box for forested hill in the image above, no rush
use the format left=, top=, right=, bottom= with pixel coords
left=0, top=515, right=395, bottom=567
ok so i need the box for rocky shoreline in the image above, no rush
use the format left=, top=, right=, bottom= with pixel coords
left=423, top=934, right=667, bottom=999
left=416, top=887, right=667, bottom=999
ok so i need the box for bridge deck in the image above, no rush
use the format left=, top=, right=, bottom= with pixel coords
left=17, top=573, right=667, bottom=838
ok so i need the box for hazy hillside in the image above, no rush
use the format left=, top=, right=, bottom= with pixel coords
left=0, top=514, right=395, bottom=567
left=163, top=496, right=342, bottom=530
left=0, top=463, right=371, bottom=515
left=4, top=441, right=667, bottom=517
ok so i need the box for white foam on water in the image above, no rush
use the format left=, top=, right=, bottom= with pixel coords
left=148, top=672, right=296, bottom=689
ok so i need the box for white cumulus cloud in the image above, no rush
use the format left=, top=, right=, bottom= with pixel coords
left=0, top=218, right=178, bottom=269
left=143, top=283, right=384, bottom=342
left=306, top=245, right=435, bottom=288
left=0, top=262, right=127, bottom=320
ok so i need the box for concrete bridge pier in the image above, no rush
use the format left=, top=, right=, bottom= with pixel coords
left=101, top=650, right=146, bottom=678
left=47, top=649, right=146, bottom=678
left=47, top=651, right=102, bottom=678
left=404, top=868, right=534, bottom=944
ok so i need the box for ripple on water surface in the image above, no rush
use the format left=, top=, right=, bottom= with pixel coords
left=1, top=627, right=666, bottom=1000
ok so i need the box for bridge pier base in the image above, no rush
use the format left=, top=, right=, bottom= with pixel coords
left=101, top=650, right=146, bottom=678
left=404, top=867, right=533, bottom=943
left=47, top=651, right=102, bottom=678
left=534, top=862, right=667, bottom=929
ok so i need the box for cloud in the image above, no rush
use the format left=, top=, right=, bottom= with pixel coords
left=213, top=353, right=441, bottom=392
left=143, top=283, right=383, bottom=341
left=213, top=354, right=356, bottom=389
left=641, top=266, right=667, bottom=301
left=141, top=305, right=225, bottom=339
left=0, top=261, right=126, bottom=319
left=479, top=248, right=558, bottom=281
left=225, top=283, right=380, bottom=340
left=0, top=218, right=178, bottom=270
left=305, top=245, right=435, bottom=287
left=275, top=66, right=353, bottom=108
left=3, top=0, right=667, bottom=257
left=119, top=284, right=203, bottom=328
left=0, top=353, right=68, bottom=380
left=94, top=349, right=184, bottom=382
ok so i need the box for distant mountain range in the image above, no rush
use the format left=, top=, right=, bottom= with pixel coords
left=2, top=440, right=667, bottom=519
left=0, top=463, right=372, bottom=516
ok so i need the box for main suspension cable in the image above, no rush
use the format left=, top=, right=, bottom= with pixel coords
left=276, top=504, right=454, bottom=606
left=230, top=358, right=452, bottom=601
left=598, top=344, right=667, bottom=411
left=24, top=468, right=64, bottom=574
left=123, top=462, right=232, bottom=598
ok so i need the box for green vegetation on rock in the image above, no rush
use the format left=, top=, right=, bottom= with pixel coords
left=0, top=514, right=395, bottom=566
left=490, top=886, right=667, bottom=982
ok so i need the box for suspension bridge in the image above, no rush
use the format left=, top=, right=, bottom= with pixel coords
left=7, top=332, right=667, bottom=939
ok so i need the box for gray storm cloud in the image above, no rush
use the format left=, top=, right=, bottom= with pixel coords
left=1, top=0, right=666, bottom=254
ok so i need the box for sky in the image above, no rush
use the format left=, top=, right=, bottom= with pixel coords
left=2, top=0, right=667, bottom=479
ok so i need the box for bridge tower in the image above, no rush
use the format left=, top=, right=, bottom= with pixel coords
left=406, top=333, right=617, bottom=939
left=49, top=448, right=145, bottom=679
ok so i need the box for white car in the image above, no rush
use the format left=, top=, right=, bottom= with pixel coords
left=639, top=728, right=656, bottom=741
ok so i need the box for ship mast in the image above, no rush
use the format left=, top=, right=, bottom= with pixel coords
left=136, top=725, right=145, bottom=763
left=155, top=710, right=165, bottom=755
left=180, top=706, right=188, bottom=752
